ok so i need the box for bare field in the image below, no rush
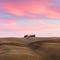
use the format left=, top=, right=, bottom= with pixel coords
left=0, top=37, right=60, bottom=60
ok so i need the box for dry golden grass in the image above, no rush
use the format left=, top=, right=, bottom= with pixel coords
left=0, top=37, right=60, bottom=60
left=0, top=53, right=40, bottom=60
left=29, top=42, right=60, bottom=60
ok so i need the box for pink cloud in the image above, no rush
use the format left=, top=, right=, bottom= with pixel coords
left=0, top=0, right=60, bottom=37
left=1, top=0, right=60, bottom=19
left=0, top=18, right=60, bottom=37
left=0, top=19, right=60, bottom=31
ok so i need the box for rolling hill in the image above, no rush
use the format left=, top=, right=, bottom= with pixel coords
left=0, top=37, right=60, bottom=60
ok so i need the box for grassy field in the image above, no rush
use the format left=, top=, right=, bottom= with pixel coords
left=0, top=37, right=60, bottom=60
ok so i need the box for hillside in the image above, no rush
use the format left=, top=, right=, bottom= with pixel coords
left=0, top=37, right=60, bottom=60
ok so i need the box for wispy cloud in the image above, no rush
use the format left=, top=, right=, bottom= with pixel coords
left=1, top=0, right=60, bottom=19
left=0, top=0, right=60, bottom=37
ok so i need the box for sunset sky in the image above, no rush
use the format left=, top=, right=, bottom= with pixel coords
left=0, top=0, right=60, bottom=37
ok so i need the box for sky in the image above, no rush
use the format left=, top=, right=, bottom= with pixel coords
left=0, top=0, right=60, bottom=37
